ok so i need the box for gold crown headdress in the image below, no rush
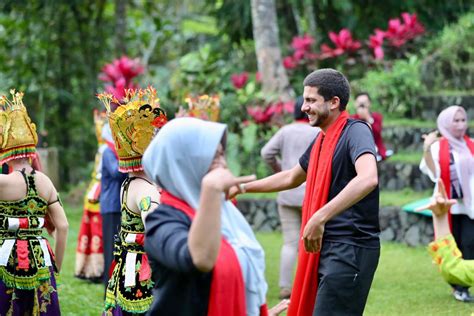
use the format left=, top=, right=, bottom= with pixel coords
left=93, top=109, right=107, bottom=145
left=97, top=86, right=167, bottom=173
left=176, top=94, right=220, bottom=122
left=0, top=89, right=38, bottom=164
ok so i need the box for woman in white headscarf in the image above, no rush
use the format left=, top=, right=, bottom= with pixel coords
left=420, top=105, right=474, bottom=302
left=142, top=117, right=271, bottom=316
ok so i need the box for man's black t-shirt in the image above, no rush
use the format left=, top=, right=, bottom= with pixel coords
left=299, top=119, right=380, bottom=248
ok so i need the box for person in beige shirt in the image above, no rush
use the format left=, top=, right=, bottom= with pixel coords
left=261, top=96, right=319, bottom=299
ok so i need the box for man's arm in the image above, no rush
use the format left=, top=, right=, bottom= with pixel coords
left=228, top=163, right=307, bottom=199
left=302, top=153, right=378, bottom=252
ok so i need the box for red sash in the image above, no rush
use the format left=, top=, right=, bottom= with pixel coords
left=160, top=190, right=247, bottom=316
left=439, top=135, right=474, bottom=231
left=288, top=111, right=349, bottom=316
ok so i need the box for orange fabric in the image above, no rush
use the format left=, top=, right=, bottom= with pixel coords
left=161, top=190, right=247, bottom=316
left=439, top=135, right=474, bottom=232
left=288, top=111, right=349, bottom=316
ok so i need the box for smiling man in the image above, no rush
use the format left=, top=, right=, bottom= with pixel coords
left=230, top=68, right=380, bottom=316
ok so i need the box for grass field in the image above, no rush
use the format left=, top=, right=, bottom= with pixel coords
left=57, top=203, right=474, bottom=315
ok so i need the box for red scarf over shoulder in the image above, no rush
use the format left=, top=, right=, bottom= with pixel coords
left=160, top=190, right=247, bottom=316
left=439, top=135, right=474, bottom=230
left=288, top=111, right=349, bottom=316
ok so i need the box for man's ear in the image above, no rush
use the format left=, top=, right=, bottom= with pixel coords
left=330, top=96, right=341, bottom=110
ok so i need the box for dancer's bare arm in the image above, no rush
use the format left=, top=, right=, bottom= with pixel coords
left=45, top=183, right=68, bottom=272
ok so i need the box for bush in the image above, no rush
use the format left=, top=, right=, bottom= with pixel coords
left=420, top=12, right=474, bottom=91
left=352, top=56, right=425, bottom=118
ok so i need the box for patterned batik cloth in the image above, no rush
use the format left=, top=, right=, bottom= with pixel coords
left=75, top=177, right=104, bottom=281
left=104, top=177, right=154, bottom=315
left=0, top=170, right=60, bottom=315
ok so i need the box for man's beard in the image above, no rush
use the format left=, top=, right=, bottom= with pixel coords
left=310, top=105, right=330, bottom=127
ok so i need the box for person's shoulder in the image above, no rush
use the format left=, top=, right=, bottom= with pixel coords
left=371, top=112, right=383, bottom=120
left=150, top=203, right=191, bottom=221
left=346, top=118, right=371, bottom=130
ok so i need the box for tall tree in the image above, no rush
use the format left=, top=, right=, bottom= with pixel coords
left=251, top=0, right=294, bottom=102
left=115, top=0, right=127, bottom=55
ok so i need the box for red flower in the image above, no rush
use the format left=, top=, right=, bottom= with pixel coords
left=293, top=49, right=306, bottom=62
left=291, top=34, right=315, bottom=52
left=385, top=13, right=424, bottom=48
left=99, top=56, right=144, bottom=101
left=401, top=12, right=425, bottom=40
left=328, top=29, right=361, bottom=53
left=385, top=18, right=406, bottom=47
left=231, top=72, right=249, bottom=89
left=247, top=106, right=273, bottom=124
left=283, top=56, right=297, bottom=69
left=255, top=72, right=262, bottom=83
left=319, top=44, right=344, bottom=59
left=369, top=29, right=386, bottom=60
left=319, top=29, right=360, bottom=59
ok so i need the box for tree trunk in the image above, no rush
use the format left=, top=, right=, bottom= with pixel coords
left=304, top=0, right=317, bottom=38
left=115, top=0, right=127, bottom=56
left=251, top=0, right=294, bottom=102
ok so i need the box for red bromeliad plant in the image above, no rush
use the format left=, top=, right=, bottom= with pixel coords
left=369, top=29, right=386, bottom=60
left=99, top=56, right=144, bottom=100
left=282, top=34, right=318, bottom=70
left=385, top=13, right=425, bottom=48
left=282, top=12, right=425, bottom=68
left=319, top=29, right=362, bottom=59
left=231, top=72, right=249, bottom=90
left=246, top=100, right=294, bottom=126
left=368, top=12, right=425, bottom=60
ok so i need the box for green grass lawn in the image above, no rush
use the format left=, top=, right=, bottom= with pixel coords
left=58, top=203, right=474, bottom=315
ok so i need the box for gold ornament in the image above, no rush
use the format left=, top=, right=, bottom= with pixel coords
left=97, top=87, right=167, bottom=172
left=0, top=90, right=38, bottom=164
left=177, top=94, right=220, bottom=122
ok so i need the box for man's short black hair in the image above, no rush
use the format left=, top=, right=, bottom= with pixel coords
left=293, top=96, right=306, bottom=120
left=355, top=92, right=371, bottom=101
left=303, top=68, right=351, bottom=110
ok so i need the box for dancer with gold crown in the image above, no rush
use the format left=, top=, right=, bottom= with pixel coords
left=0, top=89, right=68, bottom=315
left=74, top=110, right=107, bottom=282
left=98, top=87, right=167, bottom=315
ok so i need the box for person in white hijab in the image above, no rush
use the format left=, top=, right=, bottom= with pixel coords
left=143, top=117, right=270, bottom=315
left=420, top=105, right=474, bottom=302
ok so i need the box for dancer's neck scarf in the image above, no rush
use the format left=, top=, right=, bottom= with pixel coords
left=288, top=111, right=349, bottom=316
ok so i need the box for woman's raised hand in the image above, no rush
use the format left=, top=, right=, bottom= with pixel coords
left=415, top=180, right=457, bottom=216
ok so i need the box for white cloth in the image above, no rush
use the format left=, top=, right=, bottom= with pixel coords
left=420, top=140, right=474, bottom=218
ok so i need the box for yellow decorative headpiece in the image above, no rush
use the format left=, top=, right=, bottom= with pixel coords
left=97, top=87, right=167, bottom=173
left=93, top=109, right=107, bottom=145
left=0, top=89, right=38, bottom=164
left=176, top=94, right=220, bottom=122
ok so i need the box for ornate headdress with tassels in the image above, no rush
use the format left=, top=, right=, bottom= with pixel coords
left=176, top=94, right=220, bottom=122
left=97, top=86, right=167, bottom=173
left=0, top=89, right=38, bottom=164
left=93, top=109, right=108, bottom=145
